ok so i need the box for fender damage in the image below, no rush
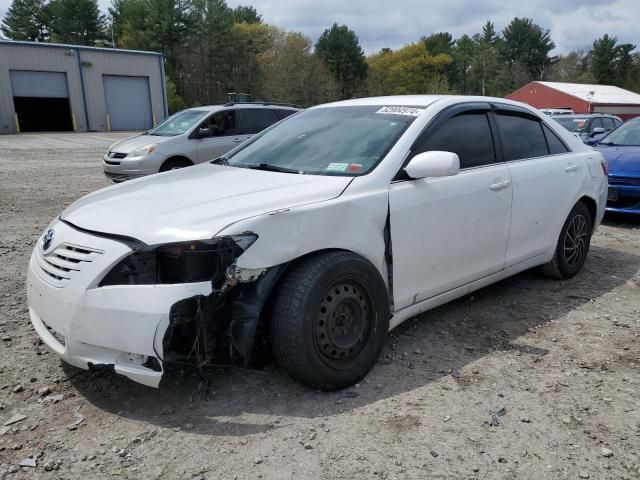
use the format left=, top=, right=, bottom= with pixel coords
left=159, top=184, right=391, bottom=378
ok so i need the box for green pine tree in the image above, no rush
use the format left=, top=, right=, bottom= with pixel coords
left=48, top=0, right=105, bottom=45
left=1, top=0, right=49, bottom=41
left=315, top=23, right=367, bottom=99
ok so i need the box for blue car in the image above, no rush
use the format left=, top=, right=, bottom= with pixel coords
left=594, top=118, right=640, bottom=215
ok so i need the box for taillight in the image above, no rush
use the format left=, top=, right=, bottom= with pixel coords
left=601, top=158, right=608, bottom=176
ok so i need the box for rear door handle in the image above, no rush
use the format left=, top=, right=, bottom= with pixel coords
left=565, top=163, right=578, bottom=172
left=490, top=180, right=511, bottom=191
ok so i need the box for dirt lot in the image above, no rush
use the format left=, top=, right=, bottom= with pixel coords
left=0, top=133, right=639, bottom=480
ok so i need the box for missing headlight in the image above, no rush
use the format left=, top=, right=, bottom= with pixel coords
left=99, top=233, right=258, bottom=286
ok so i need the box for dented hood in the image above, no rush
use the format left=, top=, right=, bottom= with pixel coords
left=61, top=163, right=352, bottom=245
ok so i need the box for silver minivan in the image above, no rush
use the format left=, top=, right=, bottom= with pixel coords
left=103, top=103, right=300, bottom=182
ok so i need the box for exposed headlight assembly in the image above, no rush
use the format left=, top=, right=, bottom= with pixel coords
left=99, top=233, right=258, bottom=286
left=128, top=143, right=158, bottom=158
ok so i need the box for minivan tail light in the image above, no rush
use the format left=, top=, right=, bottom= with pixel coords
left=601, top=158, right=608, bottom=176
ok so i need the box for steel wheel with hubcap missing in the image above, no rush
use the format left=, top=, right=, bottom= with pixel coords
left=314, top=279, right=374, bottom=369
left=271, top=251, right=390, bottom=390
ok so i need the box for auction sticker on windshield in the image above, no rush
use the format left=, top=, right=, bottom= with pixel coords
left=376, top=106, right=424, bottom=117
left=326, top=162, right=349, bottom=172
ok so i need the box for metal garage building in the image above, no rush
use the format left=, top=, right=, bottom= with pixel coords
left=507, top=81, right=640, bottom=121
left=0, top=40, right=168, bottom=134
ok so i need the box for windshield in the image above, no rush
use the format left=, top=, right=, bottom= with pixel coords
left=599, top=120, right=640, bottom=146
left=147, top=110, right=208, bottom=136
left=555, top=117, right=587, bottom=132
left=224, top=106, right=418, bottom=175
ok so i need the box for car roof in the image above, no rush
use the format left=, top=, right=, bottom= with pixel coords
left=187, top=103, right=302, bottom=114
left=555, top=113, right=619, bottom=119
left=313, top=95, right=550, bottom=111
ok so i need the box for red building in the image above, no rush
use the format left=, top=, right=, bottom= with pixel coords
left=507, top=81, right=640, bottom=121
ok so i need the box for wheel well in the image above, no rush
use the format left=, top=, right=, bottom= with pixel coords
left=160, top=156, right=193, bottom=170
left=260, top=249, right=358, bottom=309
left=578, top=196, right=597, bottom=224
left=253, top=249, right=383, bottom=358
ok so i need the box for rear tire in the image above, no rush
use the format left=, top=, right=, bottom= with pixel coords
left=270, top=251, right=390, bottom=390
left=541, top=201, right=593, bottom=279
left=160, top=157, right=192, bottom=172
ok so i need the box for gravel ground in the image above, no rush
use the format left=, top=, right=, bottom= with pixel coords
left=0, top=133, right=639, bottom=480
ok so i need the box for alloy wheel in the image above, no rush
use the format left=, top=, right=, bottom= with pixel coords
left=563, top=214, right=588, bottom=268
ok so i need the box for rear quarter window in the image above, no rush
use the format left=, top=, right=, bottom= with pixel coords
left=542, top=124, right=570, bottom=154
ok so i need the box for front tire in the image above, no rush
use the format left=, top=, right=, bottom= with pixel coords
left=541, top=201, right=593, bottom=279
left=159, top=157, right=192, bottom=172
left=270, top=251, right=390, bottom=390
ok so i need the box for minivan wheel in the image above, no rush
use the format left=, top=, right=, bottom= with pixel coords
left=160, top=158, right=192, bottom=172
left=541, top=201, right=593, bottom=279
left=270, top=251, right=390, bottom=390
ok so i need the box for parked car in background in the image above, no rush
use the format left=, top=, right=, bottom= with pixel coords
left=103, top=103, right=301, bottom=182
left=553, top=114, right=623, bottom=144
left=540, top=107, right=574, bottom=116
left=29, top=96, right=606, bottom=390
left=593, top=117, right=640, bottom=215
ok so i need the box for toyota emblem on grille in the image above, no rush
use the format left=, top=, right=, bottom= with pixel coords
left=41, top=229, right=55, bottom=251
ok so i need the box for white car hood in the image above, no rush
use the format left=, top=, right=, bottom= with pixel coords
left=61, top=164, right=352, bottom=245
left=109, top=134, right=173, bottom=153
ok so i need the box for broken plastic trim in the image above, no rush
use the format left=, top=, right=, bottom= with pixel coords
left=163, top=263, right=285, bottom=370
left=99, top=234, right=258, bottom=286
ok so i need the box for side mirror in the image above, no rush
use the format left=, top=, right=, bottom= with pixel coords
left=404, top=151, right=460, bottom=179
left=197, top=126, right=212, bottom=138
left=592, top=127, right=606, bottom=136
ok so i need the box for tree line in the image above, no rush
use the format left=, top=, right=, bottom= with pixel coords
left=2, top=0, right=640, bottom=112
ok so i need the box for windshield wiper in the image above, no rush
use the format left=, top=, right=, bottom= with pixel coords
left=246, top=163, right=303, bottom=174
left=210, top=156, right=229, bottom=165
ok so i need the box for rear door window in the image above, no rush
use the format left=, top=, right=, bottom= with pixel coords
left=495, top=112, right=549, bottom=161
left=413, top=111, right=496, bottom=169
left=237, top=108, right=281, bottom=134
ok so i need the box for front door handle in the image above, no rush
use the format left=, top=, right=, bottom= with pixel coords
left=565, top=163, right=578, bottom=173
left=490, top=180, right=511, bottom=191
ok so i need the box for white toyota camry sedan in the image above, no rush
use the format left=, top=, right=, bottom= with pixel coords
left=27, top=96, right=608, bottom=390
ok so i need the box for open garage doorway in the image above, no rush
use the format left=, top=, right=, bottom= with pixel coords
left=10, top=70, right=73, bottom=132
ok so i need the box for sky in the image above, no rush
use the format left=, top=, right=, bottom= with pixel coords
left=1, top=0, right=639, bottom=54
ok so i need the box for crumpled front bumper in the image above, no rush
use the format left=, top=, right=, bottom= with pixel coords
left=26, top=220, right=211, bottom=387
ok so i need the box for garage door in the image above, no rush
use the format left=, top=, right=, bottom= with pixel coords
left=103, top=75, right=152, bottom=131
left=10, top=70, right=72, bottom=132
left=11, top=70, right=70, bottom=98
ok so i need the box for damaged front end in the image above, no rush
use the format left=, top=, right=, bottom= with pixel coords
left=100, top=233, right=281, bottom=375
